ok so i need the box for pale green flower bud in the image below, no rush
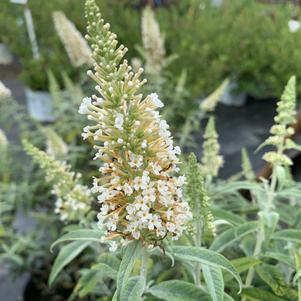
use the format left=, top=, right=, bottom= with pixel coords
left=261, top=76, right=299, bottom=167
left=185, top=153, right=216, bottom=236
left=200, top=117, right=223, bottom=177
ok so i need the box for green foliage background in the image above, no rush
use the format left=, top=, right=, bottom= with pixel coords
left=1, top=0, right=301, bottom=96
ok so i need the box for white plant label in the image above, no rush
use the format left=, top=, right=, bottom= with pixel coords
left=10, top=0, right=28, bottom=4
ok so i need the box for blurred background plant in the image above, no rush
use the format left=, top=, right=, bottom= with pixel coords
left=1, top=0, right=301, bottom=96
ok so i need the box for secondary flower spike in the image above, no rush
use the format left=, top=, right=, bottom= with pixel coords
left=24, top=141, right=92, bottom=222
left=80, top=0, right=191, bottom=249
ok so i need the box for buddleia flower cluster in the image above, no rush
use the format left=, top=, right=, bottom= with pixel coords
left=24, top=141, right=92, bottom=222
left=141, top=6, right=165, bottom=75
left=79, top=0, right=191, bottom=250
left=53, top=11, right=93, bottom=67
left=185, top=153, right=215, bottom=236
left=0, top=81, right=11, bottom=100
left=200, top=117, right=223, bottom=178
left=261, top=76, right=299, bottom=166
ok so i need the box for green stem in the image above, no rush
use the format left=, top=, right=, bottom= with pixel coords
left=242, top=225, right=264, bottom=301
left=243, top=168, right=278, bottom=301
left=140, top=247, right=149, bottom=288
left=195, top=218, right=203, bottom=287
left=292, top=248, right=301, bottom=301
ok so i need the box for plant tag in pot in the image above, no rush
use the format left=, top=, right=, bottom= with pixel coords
left=10, top=0, right=27, bottom=4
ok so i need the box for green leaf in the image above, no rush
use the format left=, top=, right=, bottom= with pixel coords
left=50, top=229, right=104, bottom=251
left=116, top=241, right=142, bottom=300
left=212, top=181, right=261, bottom=196
left=210, top=222, right=257, bottom=252
left=211, top=208, right=246, bottom=226
left=272, top=230, right=301, bottom=243
left=0, top=253, right=23, bottom=266
left=224, top=294, right=235, bottom=301
left=255, top=264, right=287, bottom=296
left=171, top=246, right=242, bottom=291
left=262, top=252, right=294, bottom=268
left=120, top=276, right=144, bottom=301
left=148, top=280, right=212, bottom=301
left=202, top=265, right=224, bottom=301
left=48, top=241, right=90, bottom=286
left=242, top=288, right=287, bottom=301
left=277, top=188, right=301, bottom=200
left=224, top=257, right=261, bottom=282
left=97, top=252, right=121, bottom=271
left=76, top=269, right=109, bottom=297
left=293, top=269, right=301, bottom=285
left=92, top=263, right=118, bottom=279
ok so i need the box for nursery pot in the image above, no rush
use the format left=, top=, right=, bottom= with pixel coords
left=0, top=43, right=13, bottom=65
left=219, top=81, right=247, bottom=107
left=25, top=88, right=55, bottom=122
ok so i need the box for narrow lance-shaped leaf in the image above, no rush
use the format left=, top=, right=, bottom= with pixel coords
left=255, top=264, right=287, bottom=296
left=120, top=276, right=145, bottom=301
left=148, top=280, right=212, bottom=301
left=50, top=229, right=104, bottom=251
left=262, top=252, right=294, bottom=268
left=272, top=229, right=301, bottom=243
left=116, top=241, right=142, bottom=300
left=210, top=221, right=257, bottom=252
left=202, top=265, right=224, bottom=301
left=241, top=288, right=287, bottom=301
left=49, top=240, right=90, bottom=286
left=170, top=246, right=242, bottom=291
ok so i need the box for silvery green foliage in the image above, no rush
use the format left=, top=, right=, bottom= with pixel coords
left=3, top=2, right=301, bottom=301
left=260, top=76, right=300, bottom=167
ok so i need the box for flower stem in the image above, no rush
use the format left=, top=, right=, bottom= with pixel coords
left=140, top=247, right=149, bottom=288
left=244, top=225, right=264, bottom=286
left=195, top=218, right=203, bottom=287
left=243, top=168, right=277, bottom=301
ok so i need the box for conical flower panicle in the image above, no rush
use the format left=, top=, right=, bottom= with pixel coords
left=262, top=76, right=299, bottom=166
left=53, top=11, right=93, bottom=67
left=24, top=141, right=91, bottom=222
left=80, top=0, right=191, bottom=250
left=42, top=127, right=68, bottom=157
left=185, top=153, right=215, bottom=236
left=200, top=79, right=229, bottom=113
left=142, top=6, right=165, bottom=75
left=201, top=117, right=223, bottom=178
left=0, top=129, right=8, bottom=152
left=0, top=81, right=11, bottom=101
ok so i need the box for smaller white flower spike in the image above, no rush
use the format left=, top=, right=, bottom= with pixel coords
left=288, top=19, right=301, bottom=33
left=0, top=81, right=12, bottom=100
left=79, top=97, right=92, bottom=114
left=23, top=141, right=92, bottom=222
left=53, top=11, right=93, bottom=67
left=149, top=93, right=164, bottom=108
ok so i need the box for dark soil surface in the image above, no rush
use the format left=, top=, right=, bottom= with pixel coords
left=206, top=96, right=277, bottom=178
